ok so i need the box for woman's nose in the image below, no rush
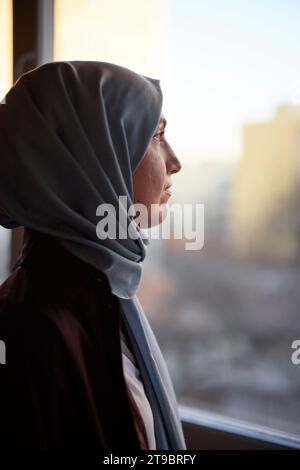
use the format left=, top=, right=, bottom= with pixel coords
left=166, top=144, right=182, bottom=174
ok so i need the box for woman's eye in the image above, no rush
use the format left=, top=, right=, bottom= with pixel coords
left=153, top=131, right=165, bottom=142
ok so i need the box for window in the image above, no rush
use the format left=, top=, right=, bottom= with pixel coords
left=50, top=0, right=300, bottom=440
left=139, top=1, right=300, bottom=439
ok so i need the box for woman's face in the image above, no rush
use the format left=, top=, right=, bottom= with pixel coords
left=132, top=114, right=182, bottom=228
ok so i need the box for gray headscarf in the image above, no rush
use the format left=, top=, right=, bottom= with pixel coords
left=0, top=60, right=162, bottom=299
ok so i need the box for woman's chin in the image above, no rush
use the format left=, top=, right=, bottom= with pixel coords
left=134, top=199, right=170, bottom=229
left=146, top=203, right=169, bottom=228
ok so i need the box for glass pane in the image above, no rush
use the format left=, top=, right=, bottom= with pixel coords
left=54, top=0, right=300, bottom=438
left=139, top=1, right=300, bottom=438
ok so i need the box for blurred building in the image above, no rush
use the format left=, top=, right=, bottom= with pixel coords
left=54, top=0, right=168, bottom=80
left=231, top=105, right=300, bottom=263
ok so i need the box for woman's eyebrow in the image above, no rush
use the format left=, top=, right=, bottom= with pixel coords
left=159, top=118, right=167, bottom=130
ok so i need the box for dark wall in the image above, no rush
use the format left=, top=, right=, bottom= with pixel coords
left=10, top=0, right=39, bottom=268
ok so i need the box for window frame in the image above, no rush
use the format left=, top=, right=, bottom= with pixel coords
left=180, top=405, right=300, bottom=450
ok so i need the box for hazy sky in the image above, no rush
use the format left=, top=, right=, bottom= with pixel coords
left=162, top=0, right=300, bottom=163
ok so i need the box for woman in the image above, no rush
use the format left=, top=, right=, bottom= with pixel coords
left=0, top=61, right=185, bottom=450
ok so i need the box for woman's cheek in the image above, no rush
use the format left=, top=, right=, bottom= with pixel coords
left=154, top=158, right=167, bottom=197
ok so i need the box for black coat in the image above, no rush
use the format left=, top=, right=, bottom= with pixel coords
left=0, top=228, right=149, bottom=449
